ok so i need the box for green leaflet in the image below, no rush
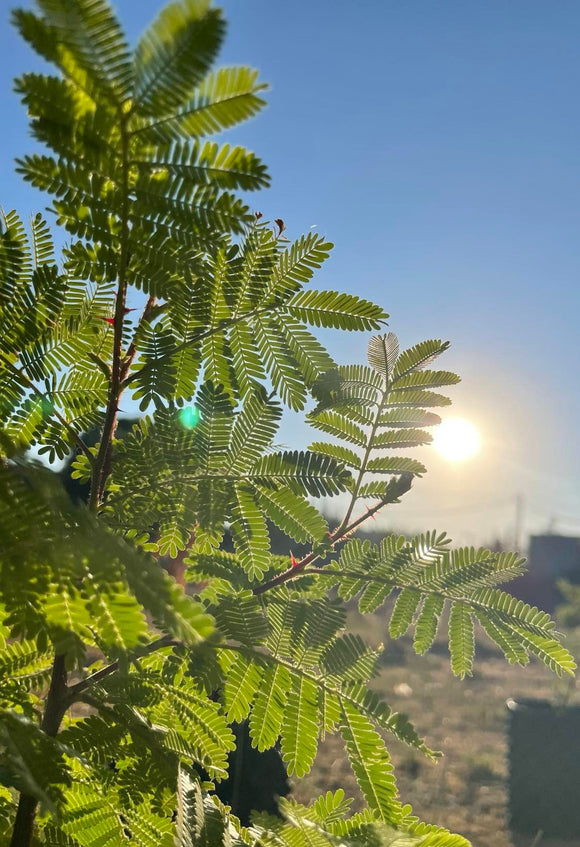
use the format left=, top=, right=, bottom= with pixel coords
left=393, top=340, right=451, bottom=378
left=475, top=611, right=529, bottom=666
left=338, top=699, right=401, bottom=825
left=137, top=66, right=268, bottom=144
left=230, top=483, right=271, bottom=579
left=249, top=663, right=292, bottom=751
left=212, top=591, right=269, bottom=647
left=269, top=232, right=334, bottom=299
left=0, top=461, right=214, bottom=651
left=321, top=532, right=575, bottom=677
left=223, top=654, right=264, bottom=723
left=448, top=602, right=475, bottom=679
left=174, top=768, right=248, bottom=847
left=389, top=589, right=422, bottom=639
left=287, top=289, right=387, bottom=331
left=366, top=456, right=427, bottom=475
left=291, top=598, right=346, bottom=667
left=252, top=314, right=307, bottom=409
left=319, top=688, right=341, bottom=737
left=228, top=389, right=282, bottom=472
left=321, top=633, right=379, bottom=684
left=229, top=322, right=268, bottom=394
left=308, top=410, right=367, bottom=447
left=47, top=783, right=129, bottom=847
left=413, top=596, right=444, bottom=655
left=367, top=332, right=399, bottom=377
left=249, top=450, right=351, bottom=497
left=309, top=441, right=362, bottom=470
left=0, top=640, right=53, bottom=695
left=84, top=583, right=150, bottom=653
left=371, top=429, right=433, bottom=449
left=281, top=673, right=319, bottom=777
left=253, top=484, right=329, bottom=544
left=133, top=1, right=225, bottom=116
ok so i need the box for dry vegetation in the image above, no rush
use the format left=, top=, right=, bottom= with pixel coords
left=293, top=608, right=579, bottom=847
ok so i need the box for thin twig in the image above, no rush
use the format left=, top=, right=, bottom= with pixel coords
left=335, top=380, right=389, bottom=534
left=252, top=496, right=389, bottom=595
left=68, top=634, right=176, bottom=698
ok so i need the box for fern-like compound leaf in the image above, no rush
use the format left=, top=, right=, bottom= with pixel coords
left=280, top=673, right=319, bottom=777
left=248, top=663, right=292, bottom=752
left=338, top=699, right=401, bottom=825
left=448, top=601, right=475, bottom=679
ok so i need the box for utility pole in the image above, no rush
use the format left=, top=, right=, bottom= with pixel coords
left=514, top=493, right=524, bottom=551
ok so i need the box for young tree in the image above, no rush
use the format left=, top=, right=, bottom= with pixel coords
left=0, top=2, right=574, bottom=846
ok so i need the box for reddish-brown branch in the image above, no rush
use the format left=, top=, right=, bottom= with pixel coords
left=252, top=497, right=388, bottom=596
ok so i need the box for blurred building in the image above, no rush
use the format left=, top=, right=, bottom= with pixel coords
left=512, top=534, right=580, bottom=611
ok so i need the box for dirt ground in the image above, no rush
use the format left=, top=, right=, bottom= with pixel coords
left=292, top=612, right=580, bottom=847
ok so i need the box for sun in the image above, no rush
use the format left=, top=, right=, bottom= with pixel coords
left=432, top=418, right=481, bottom=462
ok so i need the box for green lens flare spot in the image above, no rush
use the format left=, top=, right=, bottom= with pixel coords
left=178, top=406, right=200, bottom=429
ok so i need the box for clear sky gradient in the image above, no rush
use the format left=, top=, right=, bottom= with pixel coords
left=1, top=1, right=579, bottom=546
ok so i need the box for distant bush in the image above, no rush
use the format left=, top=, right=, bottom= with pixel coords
left=556, top=580, right=580, bottom=628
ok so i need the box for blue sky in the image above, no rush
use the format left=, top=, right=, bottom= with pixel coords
left=1, top=1, right=580, bottom=545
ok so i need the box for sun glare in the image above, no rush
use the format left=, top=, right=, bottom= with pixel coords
left=433, top=418, right=481, bottom=462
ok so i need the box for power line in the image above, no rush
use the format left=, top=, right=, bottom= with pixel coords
left=391, top=497, right=515, bottom=517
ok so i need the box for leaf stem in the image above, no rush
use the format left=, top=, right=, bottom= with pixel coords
left=252, top=496, right=389, bottom=595
left=68, top=635, right=176, bottom=698
left=336, top=380, right=389, bottom=533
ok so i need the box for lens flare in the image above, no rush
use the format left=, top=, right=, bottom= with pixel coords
left=178, top=406, right=200, bottom=429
